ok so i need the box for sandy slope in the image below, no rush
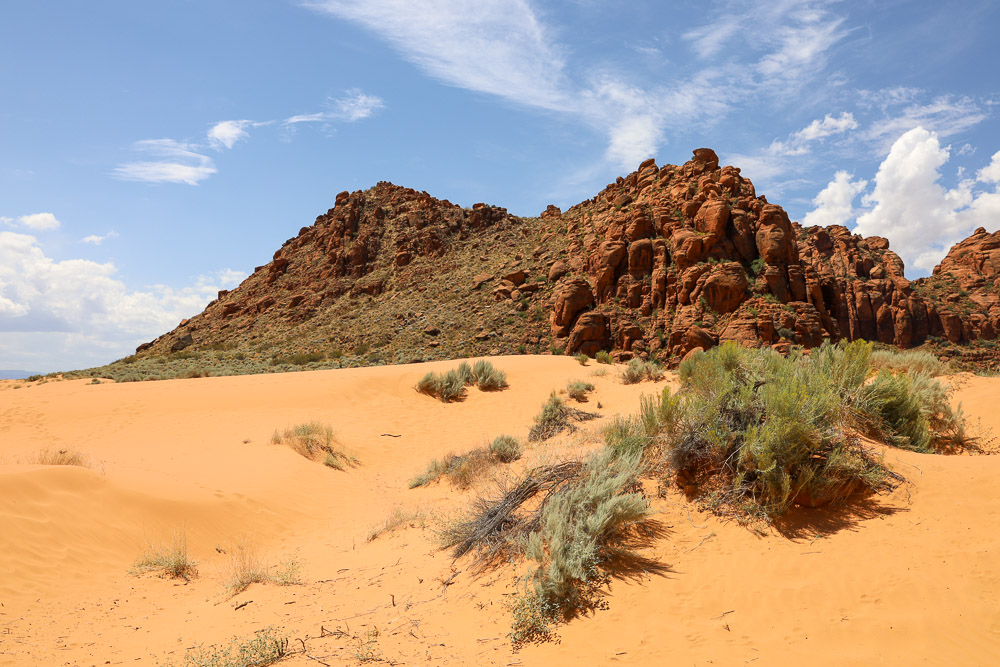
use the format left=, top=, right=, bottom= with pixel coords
left=1, top=358, right=998, bottom=665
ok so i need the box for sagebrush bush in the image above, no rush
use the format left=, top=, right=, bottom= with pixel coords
left=620, top=358, right=664, bottom=384
left=574, top=354, right=589, bottom=366
left=566, top=380, right=594, bottom=402
left=489, top=434, right=523, bottom=463
left=514, top=450, right=649, bottom=644
left=595, top=351, right=613, bottom=365
left=415, top=360, right=508, bottom=401
left=528, top=392, right=598, bottom=441
left=656, top=341, right=897, bottom=518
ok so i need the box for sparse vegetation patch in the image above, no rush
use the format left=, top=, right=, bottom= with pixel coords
left=130, top=531, right=198, bottom=580
left=415, top=360, right=508, bottom=401
left=528, top=393, right=598, bottom=441
left=270, top=422, right=358, bottom=469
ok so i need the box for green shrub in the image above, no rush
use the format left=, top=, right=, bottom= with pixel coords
left=528, top=392, right=598, bottom=441
left=596, top=351, right=613, bottom=365
left=574, top=354, right=589, bottom=366
left=514, top=450, right=649, bottom=645
left=656, top=342, right=896, bottom=519
left=489, top=435, right=523, bottom=463
left=472, top=359, right=508, bottom=390
left=620, top=358, right=664, bottom=384
left=566, top=380, right=594, bottom=402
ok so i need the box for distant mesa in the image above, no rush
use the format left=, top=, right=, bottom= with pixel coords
left=130, top=148, right=1000, bottom=369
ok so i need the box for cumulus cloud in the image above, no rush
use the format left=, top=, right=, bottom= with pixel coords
left=0, top=231, right=242, bottom=369
left=81, top=231, right=119, bottom=245
left=803, top=171, right=868, bottom=227
left=16, top=212, right=62, bottom=231
left=113, top=139, right=218, bottom=185
left=853, top=127, right=1000, bottom=273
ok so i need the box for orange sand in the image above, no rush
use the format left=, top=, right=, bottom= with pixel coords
left=1, top=357, right=998, bottom=665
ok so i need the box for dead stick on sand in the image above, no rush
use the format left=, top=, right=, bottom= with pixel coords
left=712, top=610, right=735, bottom=620
left=234, top=600, right=253, bottom=611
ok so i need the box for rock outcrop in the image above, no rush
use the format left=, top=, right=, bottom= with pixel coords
left=132, top=150, right=998, bottom=366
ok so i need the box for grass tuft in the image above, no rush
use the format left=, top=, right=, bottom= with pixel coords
left=566, top=380, right=595, bottom=402
left=595, top=351, right=613, bottom=364
left=574, top=353, right=589, bottom=366
left=170, top=627, right=288, bottom=667
left=33, top=448, right=88, bottom=467
left=271, top=422, right=359, bottom=469
left=131, top=531, right=198, bottom=580
left=620, top=358, right=664, bottom=384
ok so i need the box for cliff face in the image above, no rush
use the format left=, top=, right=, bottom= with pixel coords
left=135, top=149, right=996, bottom=366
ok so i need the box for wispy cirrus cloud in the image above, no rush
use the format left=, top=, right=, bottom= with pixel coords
left=284, top=89, right=385, bottom=125
left=768, top=112, right=858, bottom=156
left=117, top=90, right=383, bottom=185
left=303, top=1, right=852, bottom=171
left=114, top=139, right=218, bottom=185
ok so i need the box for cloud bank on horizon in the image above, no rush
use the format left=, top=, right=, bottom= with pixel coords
left=1, top=0, right=998, bottom=370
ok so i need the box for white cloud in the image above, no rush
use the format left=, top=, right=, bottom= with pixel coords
left=284, top=89, right=385, bottom=125
left=14, top=212, right=61, bottom=231
left=114, top=139, right=217, bottom=185
left=0, top=231, right=236, bottom=370
left=977, top=150, right=1000, bottom=183
left=81, top=231, right=119, bottom=245
left=862, top=92, right=987, bottom=152
left=803, top=170, right=867, bottom=227
left=768, top=112, right=857, bottom=156
left=853, top=127, right=1000, bottom=273
left=208, top=120, right=255, bottom=149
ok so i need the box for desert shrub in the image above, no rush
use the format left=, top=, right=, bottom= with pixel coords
left=657, top=342, right=897, bottom=519
left=513, top=450, right=650, bottom=645
left=173, top=627, right=287, bottom=667
left=33, top=448, right=88, bottom=467
left=271, top=422, right=358, bottom=468
left=602, top=415, right=651, bottom=459
left=619, top=358, right=664, bottom=384
left=528, top=393, right=597, bottom=441
left=566, top=380, right=595, bottom=402
left=871, top=349, right=947, bottom=376
left=415, top=361, right=508, bottom=401
left=489, top=434, right=523, bottom=463
left=595, top=351, right=613, bottom=364
left=131, top=531, right=198, bottom=580
left=409, top=438, right=521, bottom=489
left=472, top=359, right=509, bottom=390
left=352, top=342, right=371, bottom=356
left=574, top=353, right=589, bottom=366
left=863, top=370, right=969, bottom=451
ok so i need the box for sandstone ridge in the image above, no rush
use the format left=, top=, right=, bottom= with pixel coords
left=135, top=149, right=998, bottom=366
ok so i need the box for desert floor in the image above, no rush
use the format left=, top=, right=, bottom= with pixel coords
left=1, top=356, right=999, bottom=665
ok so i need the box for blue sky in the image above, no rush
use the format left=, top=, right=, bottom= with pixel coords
left=2, top=0, right=999, bottom=372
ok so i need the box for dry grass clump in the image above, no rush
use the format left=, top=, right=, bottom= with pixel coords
left=224, top=538, right=301, bottom=596
left=415, top=360, right=509, bottom=402
left=366, top=506, right=427, bottom=541
left=270, top=422, right=358, bottom=469
left=566, top=380, right=595, bottom=402
left=620, top=358, right=665, bottom=384
left=595, top=351, right=613, bottom=364
left=171, top=627, right=288, bottom=667
left=409, top=436, right=523, bottom=489
left=32, top=448, right=88, bottom=467
left=528, top=393, right=598, bottom=441
left=131, top=531, right=198, bottom=580
left=871, top=348, right=948, bottom=376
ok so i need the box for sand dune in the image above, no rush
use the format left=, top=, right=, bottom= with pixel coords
left=1, top=357, right=998, bottom=665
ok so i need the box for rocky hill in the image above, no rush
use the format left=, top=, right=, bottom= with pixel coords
left=120, top=149, right=999, bottom=375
